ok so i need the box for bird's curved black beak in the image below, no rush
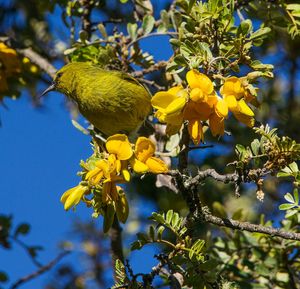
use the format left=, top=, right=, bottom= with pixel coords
left=39, top=82, right=56, bottom=98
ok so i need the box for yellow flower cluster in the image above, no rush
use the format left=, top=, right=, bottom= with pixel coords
left=60, top=134, right=168, bottom=216
left=152, top=69, right=257, bottom=144
left=0, top=42, right=21, bottom=93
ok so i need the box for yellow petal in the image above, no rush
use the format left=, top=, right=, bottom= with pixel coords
left=193, top=102, right=214, bottom=121
left=151, top=91, right=178, bottom=110
left=61, top=185, right=88, bottom=211
left=232, top=111, right=255, bottom=127
left=220, top=77, right=244, bottom=99
left=135, top=137, right=155, bottom=162
left=106, top=134, right=133, bottom=160
left=164, top=112, right=184, bottom=125
left=60, top=187, right=74, bottom=204
left=93, top=171, right=104, bottom=185
left=130, top=158, right=149, bottom=174
left=209, top=113, right=225, bottom=136
left=168, top=86, right=185, bottom=96
left=224, top=95, right=238, bottom=110
left=165, top=96, right=187, bottom=115
left=190, top=88, right=205, bottom=102
left=85, top=167, right=100, bottom=180
left=188, top=119, right=204, bottom=145
left=237, top=99, right=254, bottom=116
left=146, top=157, right=168, bottom=174
left=96, top=159, right=109, bottom=170
left=215, top=99, right=229, bottom=118
left=186, top=70, right=214, bottom=94
left=154, top=110, right=167, bottom=122
left=206, top=94, right=218, bottom=107
left=122, top=169, right=131, bottom=182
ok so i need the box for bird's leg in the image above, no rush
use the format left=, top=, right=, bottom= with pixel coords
left=88, top=126, right=108, bottom=153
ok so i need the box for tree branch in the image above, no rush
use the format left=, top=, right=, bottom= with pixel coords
left=16, top=48, right=57, bottom=78
left=110, top=216, right=124, bottom=281
left=80, top=0, right=94, bottom=40
left=9, top=251, right=69, bottom=289
left=202, top=211, right=300, bottom=241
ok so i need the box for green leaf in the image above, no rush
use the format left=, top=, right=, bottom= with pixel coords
left=115, top=193, right=129, bottom=224
left=294, top=188, right=299, bottom=204
left=250, top=139, right=260, bottom=156
left=284, top=193, right=295, bottom=204
left=188, top=0, right=196, bottom=13
left=157, top=225, right=165, bottom=240
left=279, top=203, right=296, bottom=211
left=142, top=15, right=155, bottom=35
left=103, top=204, right=115, bottom=233
left=149, top=225, right=155, bottom=241
left=289, top=162, right=299, bottom=172
left=232, top=208, right=243, bottom=220
left=150, top=212, right=165, bottom=224
left=127, top=23, right=138, bottom=41
left=97, top=23, right=108, bottom=39
left=277, top=171, right=292, bottom=178
left=286, top=4, right=300, bottom=10
left=120, top=0, right=129, bottom=3
left=160, top=10, right=169, bottom=27
left=0, top=272, right=8, bottom=283
left=237, top=19, right=252, bottom=36
left=285, top=209, right=298, bottom=218
left=14, top=223, right=30, bottom=236
left=275, top=272, right=289, bottom=283
left=250, top=27, right=271, bottom=40
left=166, top=210, right=173, bottom=224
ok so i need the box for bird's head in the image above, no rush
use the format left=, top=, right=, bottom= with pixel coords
left=40, top=63, right=83, bottom=97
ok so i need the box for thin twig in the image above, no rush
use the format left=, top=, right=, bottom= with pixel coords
left=9, top=251, right=70, bottom=289
left=132, top=61, right=168, bottom=78
left=16, top=48, right=57, bottom=78
left=137, top=78, right=165, bottom=91
left=178, top=124, right=190, bottom=173
left=10, top=236, right=42, bottom=268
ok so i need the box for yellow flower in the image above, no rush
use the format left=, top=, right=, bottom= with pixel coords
left=215, top=99, right=229, bottom=118
left=0, top=43, right=21, bottom=92
left=151, top=86, right=187, bottom=135
left=220, top=77, right=255, bottom=128
left=220, top=77, right=245, bottom=99
left=131, top=137, right=168, bottom=174
left=85, top=159, right=110, bottom=185
left=186, top=70, right=214, bottom=95
left=106, top=134, right=133, bottom=160
left=105, top=134, right=132, bottom=181
left=209, top=112, right=225, bottom=136
left=60, top=184, right=90, bottom=211
left=0, top=43, right=21, bottom=77
left=188, top=119, right=204, bottom=144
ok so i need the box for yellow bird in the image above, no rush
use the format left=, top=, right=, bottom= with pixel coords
left=41, top=62, right=152, bottom=136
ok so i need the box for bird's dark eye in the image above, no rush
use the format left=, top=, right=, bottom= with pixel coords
left=56, top=72, right=63, bottom=79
